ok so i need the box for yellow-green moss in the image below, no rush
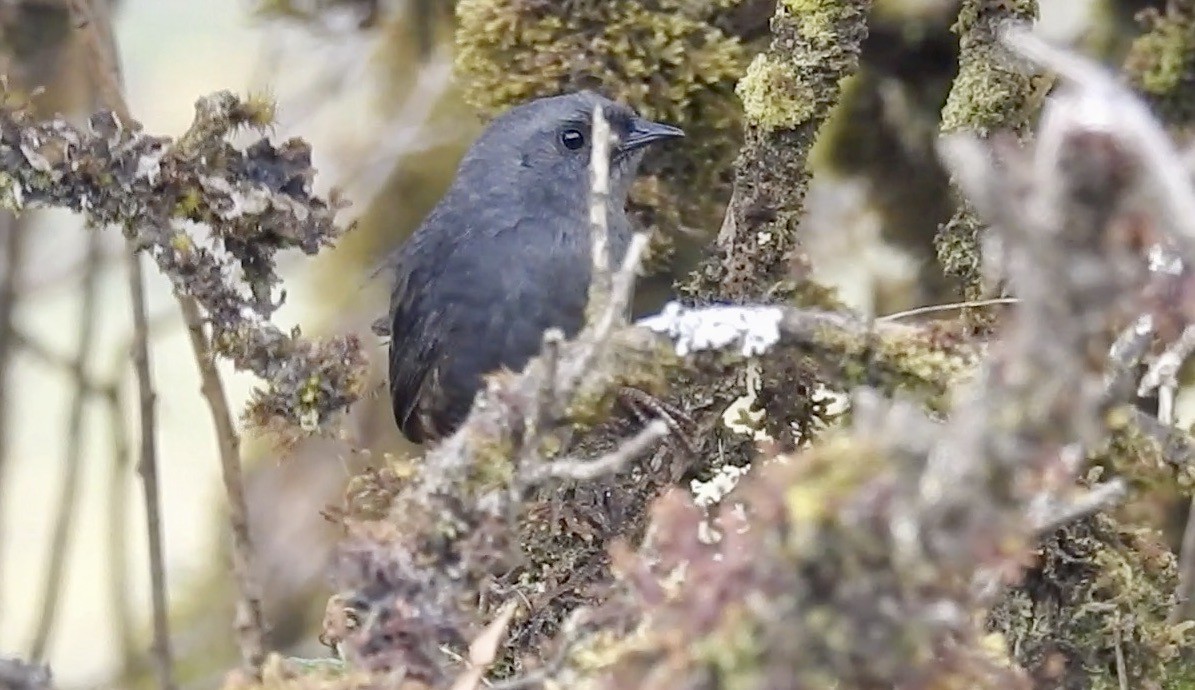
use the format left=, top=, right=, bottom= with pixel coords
left=990, top=515, right=1193, bottom=688
left=737, top=54, right=818, bottom=131
left=1124, top=5, right=1195, bottom=127
left=692, top=606, right=766, bottom=690
left=781, top=0, right=846, bottom=49
left=935, top=0, right=1040, bottom=324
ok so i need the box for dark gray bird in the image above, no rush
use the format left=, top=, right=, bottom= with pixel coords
left=385, top=91, right=685, bottom=443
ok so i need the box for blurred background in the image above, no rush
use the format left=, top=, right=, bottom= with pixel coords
left=0, top=0, right=1141, bottom=687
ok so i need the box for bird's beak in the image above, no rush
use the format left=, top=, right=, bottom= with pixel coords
left=619, top=118, right=685, bottom=152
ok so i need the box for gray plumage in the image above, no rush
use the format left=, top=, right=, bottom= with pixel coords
left=385, top=91, right=683, bottom=443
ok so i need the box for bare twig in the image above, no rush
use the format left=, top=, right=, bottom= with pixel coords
left=1138, top=324, right=1195, bottom=422
left=1027, top=479, right=1128, bottom=535
left=178, top=295, right=267, bottom=673
left=10, top=329, right=107, bottom=394
left=28, top=226, right=104, bottom=660
left=1106, top=313, right=1155, bottom=397
left=128, top=254, right=173, bottom=688
left=587, top=104, right=613, bottom=317
left=877, top=297, right=1020, bottom=322
left=595, top=233, right=649, bottom=341
left=103, top=379, right=137, bottom=673
left=1115, top=617, right=1128, bottom=690
left=521, top=420, right=669, bottom=483
left=65, top=0, right=176, bottom=684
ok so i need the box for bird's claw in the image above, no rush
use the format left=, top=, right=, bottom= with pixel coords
left=616, top=386, right=697, bottom=457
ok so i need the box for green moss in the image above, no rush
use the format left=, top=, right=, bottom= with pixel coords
left=680, top=0, right=872, bottom=303
left=990, top=515, right=1193, bottom=688
left=737, top=54, right=818, bottom=131
left=781, top=0, right=845, bottom=49
left=692, top=606, right=766, bottom=690
left=814, top=321, right=977, bottom=411
left=1124, top=5, right=1195, bottom=126
left=935, top=0, right=1040, bottom=327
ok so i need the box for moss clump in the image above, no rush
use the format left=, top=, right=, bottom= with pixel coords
left=939, top=0, right=1041, bottom=135
left=454, top=0, right=750, bottom=282
left=1124, top=4, right=1195, bottom=128
left=737, top=54, right=818, bottom=131
left=989, top=515, right=1194, bottom=688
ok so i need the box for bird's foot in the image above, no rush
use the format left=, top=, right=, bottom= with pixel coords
left=615, top=386, right=697, bottom=457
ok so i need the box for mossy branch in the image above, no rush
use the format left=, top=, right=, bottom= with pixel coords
left=0, top=91, right=367, bottom=434
left=683, top=0, right=874, bottom=303
left=934, top=0, right=1042, bottom=328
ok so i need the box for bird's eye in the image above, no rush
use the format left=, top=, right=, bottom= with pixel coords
left=560, top=128, right=586, bottom=150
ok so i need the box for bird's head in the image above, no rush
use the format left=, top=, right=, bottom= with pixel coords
left=462, top=90, right=685, bottom=205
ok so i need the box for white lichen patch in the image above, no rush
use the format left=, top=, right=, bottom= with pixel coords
left=691, top=462, right=751, bottom=510
left=637, top=301, right=784, bottom=357
left=136, top=148, right=166, bottom=185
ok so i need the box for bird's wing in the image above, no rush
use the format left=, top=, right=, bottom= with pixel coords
left=386, top=226, right=463, bottom=444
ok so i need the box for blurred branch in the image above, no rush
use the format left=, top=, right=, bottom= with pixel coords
left=28, top=225, right=103, bottom=661
left=0, top=211, right=26, bottom=602
left=0, top=87, right=365, bottom=432
left=64, top=0, right=176, bottom=685
left=0, top=657, right=53, bottom=690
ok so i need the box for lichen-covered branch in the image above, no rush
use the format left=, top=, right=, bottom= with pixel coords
left=934, top=0, right=1041, bottom=327
left=0, top=92, right=367, bottom=433
left=539, top=27, right=1195, bottom=690
left=682, top=0, right=874, bottom=303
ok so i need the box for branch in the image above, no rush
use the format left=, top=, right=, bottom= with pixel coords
left=179, top=296, right=266, bottom=673
left=28, top=226, right=103, bottom=660
left=520, top=420, right=669, bottom=483
left=0, top=85, right=365, bottom=433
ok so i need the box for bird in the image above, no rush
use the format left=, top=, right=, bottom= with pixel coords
left=384, top=90, right=685, bottom=444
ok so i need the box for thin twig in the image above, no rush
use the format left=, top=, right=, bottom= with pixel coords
left=103, top=378, right=137, bottom=674
left=1115, top=616, right=1128, bottom=690
left=448, top=601, right=518, bottom=690
left=178, top=295, right=267, bottom=673
left=10, top=329, right=107, bottom=394
left=128, top=253, right=173, bottom=689
left=28, top=226, right=104, bottom=660
left=522, top=420, right=669, bottom=483
left=1027, top=479, right=1127, bottom=535
left=877, top=297, right=1020, bottom=322
left=595, top=232, right=649, bottom=340
left=587, top=104, right=613, bottom=315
